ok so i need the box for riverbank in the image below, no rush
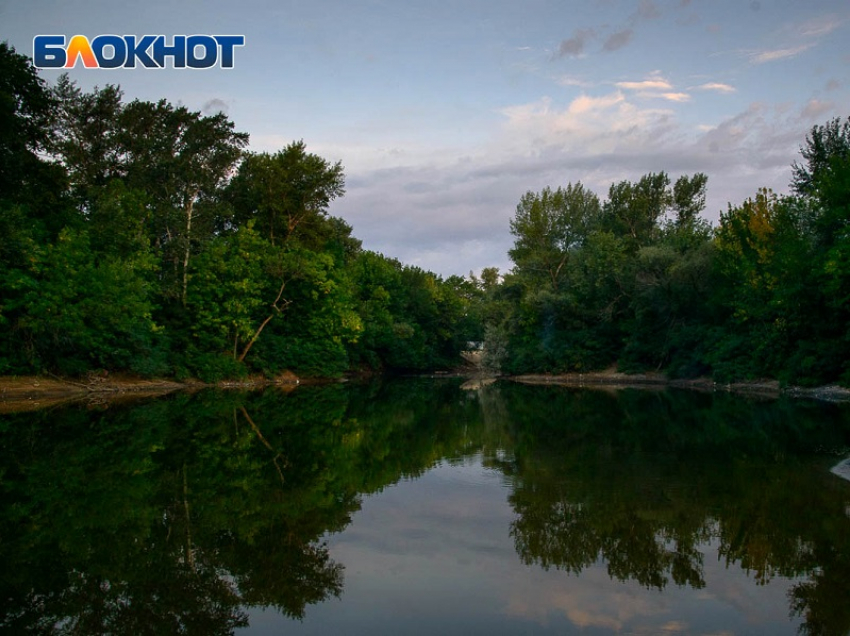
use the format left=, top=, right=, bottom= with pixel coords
left=510, top=369, right=850, bottom=402
left=0, top=373, right=305, bottom=413
left=2, top=367, right=849, bottom=414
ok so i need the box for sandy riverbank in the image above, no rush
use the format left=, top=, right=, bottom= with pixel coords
left=0, top=373, right=305, bottom=413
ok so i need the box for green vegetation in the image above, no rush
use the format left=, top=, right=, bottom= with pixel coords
left=2, top=40, right=849, bottom=384
left=0, top=43, right=472, bottom=379
left=481, top=123, right=850, bottom=386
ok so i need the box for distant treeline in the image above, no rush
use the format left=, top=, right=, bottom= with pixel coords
left=3, top=41, right=849, bottom=385
left=0, top=42, right=477, bottom=380
left=478, top=115, right=850, bottom=386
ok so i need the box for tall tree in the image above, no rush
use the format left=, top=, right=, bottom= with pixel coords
left=118, top=99, right=249, bottom=304
left=215, top=142, right=352, bottom=369
left=788, top=117, right=850, bottom=383
left=508, top=183, right=600, bottom=291
left=0, top=42, right=50, bottom=198
left=792, top=117, right=850, bottom=202
left=0, top=43, right=75, bottom=373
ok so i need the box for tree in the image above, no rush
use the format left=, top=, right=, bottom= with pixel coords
left=0, top=41, right=54, bottom=202
left=13, top=228, right=160, bottom=375
left=601, top=172, right=671, bottom=251
left=187, top=224, right=272, bottom=362
left=50, top=75, right=124, bottom=208
left=118, top=99, right=249, bottom=304
left=345, top=252, right=468, bottom=372
left=49, top=80, right=251, bottom=305
left=0, top=44, right=76, bottom=373
left=711, top=190, right=829, bottom=381
left=792, top=117, right=850, bottom=200
left=791, top=116, right=850, bottom=249
left=622, top=175, right=714, bottom=373
left=227, top=142, right=345, bottom=248
left=672, top=173, right=708, bottom=227
left=183, top=223, right=362, bottom=378
left=211, top=142, right=358, bottom=373
left=508, top=183, right=600, bottom=291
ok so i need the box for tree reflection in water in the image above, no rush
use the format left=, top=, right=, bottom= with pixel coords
left=0, top=381, right=848, bottom=634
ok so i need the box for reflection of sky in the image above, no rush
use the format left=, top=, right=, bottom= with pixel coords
left=239, top=453, right=802, bottom=635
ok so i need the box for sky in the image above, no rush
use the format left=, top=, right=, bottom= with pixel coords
left=3, top=0, right=849, bottom=277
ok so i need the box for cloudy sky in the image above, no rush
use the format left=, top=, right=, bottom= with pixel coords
left=3, top=0, right=849, bottom=276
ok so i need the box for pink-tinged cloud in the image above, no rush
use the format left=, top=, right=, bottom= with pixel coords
left=801, top=99, right=836, bottom=121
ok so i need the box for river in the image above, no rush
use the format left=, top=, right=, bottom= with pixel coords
left=1, top=379, right=849, bottom=634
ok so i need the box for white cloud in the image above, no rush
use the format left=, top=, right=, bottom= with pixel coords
left=694, top=83, right=736, bottom=94
left=314, top=95, right=820, bottom=277
left=796, top=15, right=843, bottom=38
left=556, top=76, right=594, bottom=88
left=615, top=75, right=689, bottom=103
left=498, top=91, right=680, bottom=148
left=567, top=92, right=627, bottom=115
left=617, top=79, right=673, bottom=91
left=750, top=44, right=813, bottom=64
left=659, top=92, right=691, bottom=102
left=740, top=13, right=844, bottom=68
left=499, top=96, right=554, bottom=126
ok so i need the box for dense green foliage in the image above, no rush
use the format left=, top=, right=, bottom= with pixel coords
left=0, top=44, right=469, bottom=379
left=3, top=41, right=849, bottom=383
left=481, top=122, right=850, bottom=386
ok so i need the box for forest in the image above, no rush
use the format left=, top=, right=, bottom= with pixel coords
left=481, top=118, right=850, bottom=386
left=1, top=41, right=849, bottom=386
left=0, top=42, right=477, bottom=381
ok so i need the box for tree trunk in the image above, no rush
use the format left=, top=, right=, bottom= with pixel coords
left=181, top=189, right=198, bottom=306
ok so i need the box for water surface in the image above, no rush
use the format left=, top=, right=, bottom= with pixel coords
left=1, top=380, right=849, bottom=634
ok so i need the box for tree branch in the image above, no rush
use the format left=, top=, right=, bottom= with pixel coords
left=237, top=277, right=291, bottom=362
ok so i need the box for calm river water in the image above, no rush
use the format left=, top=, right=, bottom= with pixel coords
left=1, top=379, right=849, bottom=634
